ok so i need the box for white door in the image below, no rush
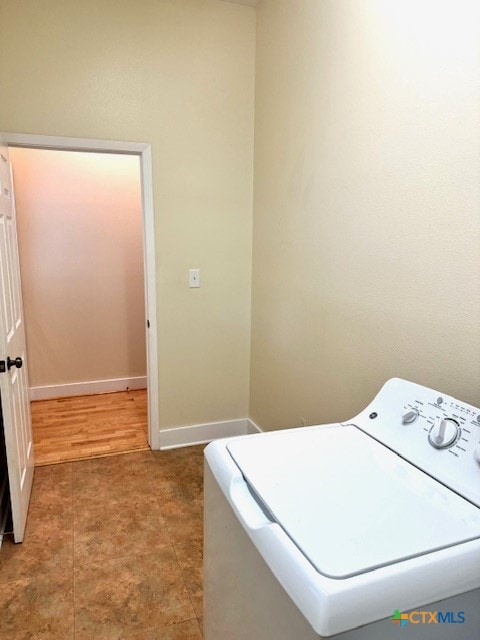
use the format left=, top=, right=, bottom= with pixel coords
left=0, top=140, right=34, bottom=542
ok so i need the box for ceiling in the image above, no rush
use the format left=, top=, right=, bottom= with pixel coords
left=220, top=0, right=261, bottom=7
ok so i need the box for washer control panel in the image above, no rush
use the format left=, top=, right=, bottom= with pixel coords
left=348, top=378, right=480, bottom=507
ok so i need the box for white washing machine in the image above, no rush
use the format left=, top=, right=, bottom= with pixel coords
left=204, top=378, right=480, bottom=639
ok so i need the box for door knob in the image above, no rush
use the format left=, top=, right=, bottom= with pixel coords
left=7, top=356, right=23, bottom=370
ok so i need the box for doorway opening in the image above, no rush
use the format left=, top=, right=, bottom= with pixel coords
left=2, top=133, right=160, bottom=463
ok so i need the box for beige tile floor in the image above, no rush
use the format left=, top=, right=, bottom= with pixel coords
left=0, top=446, right=205, bottom=639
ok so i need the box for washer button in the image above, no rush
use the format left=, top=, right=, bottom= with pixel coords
left=402, top=409, right=419, bottom=424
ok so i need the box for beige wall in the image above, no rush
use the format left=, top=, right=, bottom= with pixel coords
left=10, top=147, right=146, bottom=387
left=250, top=0, right=480, bottom=429
left=3, top=0, right=477, bottom=434
left=0, top=0, right=255, bottom=428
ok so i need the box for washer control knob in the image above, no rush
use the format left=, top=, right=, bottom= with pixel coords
left=402, top=408, right=419, bottom=424
left=428, top=418, right=459, bottom=449
left=474, top=446, right=480, bottom=466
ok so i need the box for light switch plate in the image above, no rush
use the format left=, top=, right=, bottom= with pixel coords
left=189, top=268, right=200, bottom=288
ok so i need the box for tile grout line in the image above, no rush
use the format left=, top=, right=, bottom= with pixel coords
left=72, top=453, right=199, bottom=637
left=1, top=450, right=203, bottom=638
left=142, top=455, right=201, bottom=627
left=0, top=453, right=203, bottom=640
left=71, top=459, right=171, bottom=569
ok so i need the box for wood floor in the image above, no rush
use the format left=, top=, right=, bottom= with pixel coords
left=31, top=390, right=149, bottom=466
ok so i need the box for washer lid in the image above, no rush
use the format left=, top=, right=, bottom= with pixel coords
left=227, top=425, right=480, bottom=579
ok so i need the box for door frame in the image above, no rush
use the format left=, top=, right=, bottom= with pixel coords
left=0, top=132, right=160, bottom=450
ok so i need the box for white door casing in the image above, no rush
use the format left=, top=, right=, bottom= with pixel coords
left=0, top=131, right=160, bottom=450
left=0, top=140, right=34, bottom=542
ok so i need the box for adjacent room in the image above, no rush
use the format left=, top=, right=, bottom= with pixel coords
left=0, top=0, right=479, bottom=639
left=10, top=147, right=148, bottom=465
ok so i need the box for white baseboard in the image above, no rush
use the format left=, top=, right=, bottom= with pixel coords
left=246, top=418, right=262, bottom=434
left=30, top=376, right=147, bottom=401
left=159, top=418, right=262, bottom=450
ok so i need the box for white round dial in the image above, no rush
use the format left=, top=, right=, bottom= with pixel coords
left=428, top=418, right=459, bottom=449
left=401, top=408, right=419, bottom=424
